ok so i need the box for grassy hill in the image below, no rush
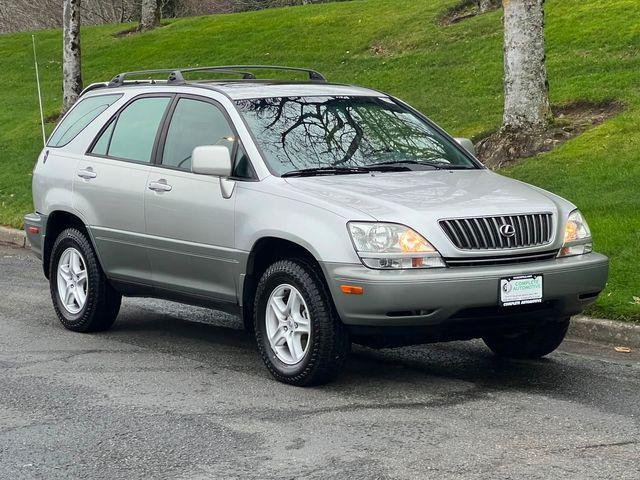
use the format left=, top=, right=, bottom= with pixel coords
left=0, top=0, right=638, bottom=321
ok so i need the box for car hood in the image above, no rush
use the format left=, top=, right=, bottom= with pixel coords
left=285, top=170, right=564, bottom=219
left=283, top=170, right=573, bottom=255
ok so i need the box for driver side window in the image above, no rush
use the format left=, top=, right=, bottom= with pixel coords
left=161, top=98, right=234, bottom=172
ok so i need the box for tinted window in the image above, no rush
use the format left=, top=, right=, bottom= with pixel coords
left=91, top=121, right=114, bottom=156
left=235, top=96, right=476, bottom=175
left=48, top=94, right=121, bottom=147
left=232, top=145, right=255, bottom=179
left=161, top=98, right=234, bottom=171
left=105, top=97, right=171, bottom=163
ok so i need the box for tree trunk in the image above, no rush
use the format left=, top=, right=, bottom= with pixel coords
left=62, top=0, right=82, bottom=112
left=139, top=0, right=160, bottom=31
left=502, top=0, right=551, bottom=132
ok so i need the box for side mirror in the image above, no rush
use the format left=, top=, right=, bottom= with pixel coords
left=455, top=137, right=476, bottom=156
left=191, top=145, right=232, bottom=177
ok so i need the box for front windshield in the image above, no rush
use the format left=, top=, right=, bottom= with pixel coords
left=235, top=96, right=477, bottom=176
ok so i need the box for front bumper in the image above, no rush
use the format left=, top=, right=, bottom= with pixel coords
left=323, top=253, right=609, bottom=328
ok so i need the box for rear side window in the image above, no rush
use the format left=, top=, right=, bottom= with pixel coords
left=47, top=94, right=122, bottom=147
left=91, top=96, right=171, bottom=163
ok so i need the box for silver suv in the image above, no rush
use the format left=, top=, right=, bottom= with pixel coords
left=25, top=66, right=609, bottom=386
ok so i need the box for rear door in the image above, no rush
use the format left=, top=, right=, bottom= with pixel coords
left=73, top=94, right=173, bottom=285
left=144, top=94, right=240, bottom=302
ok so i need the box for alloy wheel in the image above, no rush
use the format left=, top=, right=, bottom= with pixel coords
left=56, top=247, right=89, bottom=314
left=265, top=284, right=311, bottom=365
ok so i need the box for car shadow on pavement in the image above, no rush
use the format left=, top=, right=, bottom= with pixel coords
left=103, top=302, right=635, bottom=416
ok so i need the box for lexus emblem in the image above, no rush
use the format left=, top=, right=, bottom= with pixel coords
left=499, top=224, right=516, bottom=238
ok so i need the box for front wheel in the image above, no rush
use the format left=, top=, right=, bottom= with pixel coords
left=49, top=228, right=122, bottom=332
left=254, top=259, right=350, bottom=386
left=483, top=318, right=570, bottom=359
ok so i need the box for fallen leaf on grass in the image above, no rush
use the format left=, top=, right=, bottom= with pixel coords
left=631, top=296, right=640, bottom=305
left=614, top=346, right=632, bottom=353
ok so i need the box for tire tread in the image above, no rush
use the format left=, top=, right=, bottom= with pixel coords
left=254, top=259, right=349, bottom=386
left=49, top=228, right=121, bottom=333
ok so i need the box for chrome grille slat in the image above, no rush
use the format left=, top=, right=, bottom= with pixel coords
left=527, top=215, right=535, bottom=244
left=538, top=214, right=544, bottom=244
left=481, top=217, right=497, bottom=249
left=490, top=217, right=504, bottom=248
left=524, top=215, right=531, bottom=245
left=453, top=220, right=473, bottom=249
left=441, top=221, right=462, bottom=247
left=472, top=218, right=489, bottom=249
left=440, top=213, right=553, bottom=250
left=515, top=215, right=525, bottom=246
left=463, top=218, right=481, bottom=249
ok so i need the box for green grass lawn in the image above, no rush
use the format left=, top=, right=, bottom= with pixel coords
left=0, top=0, right=638, bottom=321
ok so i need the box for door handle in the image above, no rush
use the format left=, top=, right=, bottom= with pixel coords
left=148, top=180, right=172, bottom=192
left=77, top=168, right=97, bottom=179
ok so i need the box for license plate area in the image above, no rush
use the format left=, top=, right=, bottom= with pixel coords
left=500, top=274, right=543, bottom=307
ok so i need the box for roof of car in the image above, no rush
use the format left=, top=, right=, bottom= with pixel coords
left=198, top=81, right=386, bottom=100
left=81, top=66, right=388, bottom=100
left=82, top=80, right=386, bottom=101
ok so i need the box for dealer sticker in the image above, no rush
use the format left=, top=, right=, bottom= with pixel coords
left=500, top=275, right=543, bottom=306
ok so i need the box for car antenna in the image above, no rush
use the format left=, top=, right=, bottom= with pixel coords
left=32, top=35, right=46, bottom=147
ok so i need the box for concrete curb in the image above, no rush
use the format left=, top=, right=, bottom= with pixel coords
left=0, top=226, right=27, bottom=248
left=569, top=315, right=640, bottom=349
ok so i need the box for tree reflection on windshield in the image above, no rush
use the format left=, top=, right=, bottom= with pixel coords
left=235, top=96, right=474, bottom=175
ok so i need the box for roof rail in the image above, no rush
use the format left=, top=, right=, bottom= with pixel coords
left=108, top=68, right=177, bottom=87
left=168, top=67, right=258, bottom=84
left=174, top=65, right=328, bottom=82
left=107, top=65, right=327, bottom=88
left=80, top=82, right=110, bottom=96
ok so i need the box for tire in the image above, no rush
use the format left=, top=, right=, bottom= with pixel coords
left=254, top=259, right=350, bottom=386
left=49, top=228, right=121, bottom=332
left=483, top=318, right=570, bottom=359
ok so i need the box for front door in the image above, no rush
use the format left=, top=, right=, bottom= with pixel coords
left=74, top=95, right=173, bottom=285
left=144, top=95, right=238, bottom=302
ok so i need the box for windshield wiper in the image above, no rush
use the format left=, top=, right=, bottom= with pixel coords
left=369, top=160, right=472, bottom=170
left=365, top=164, right=413, bottom=172
left=282, top=166, right=371, bottom=177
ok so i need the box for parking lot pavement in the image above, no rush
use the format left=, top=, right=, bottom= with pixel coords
left=0, top=243, right=638, bottom=480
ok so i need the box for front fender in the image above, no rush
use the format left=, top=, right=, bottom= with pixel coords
left=235, top=186, right=362, bottom=264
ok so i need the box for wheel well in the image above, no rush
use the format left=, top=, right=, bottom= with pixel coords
left=241, top=237, right=326, bottom=331
left=43, top=211, right=89, bottom=279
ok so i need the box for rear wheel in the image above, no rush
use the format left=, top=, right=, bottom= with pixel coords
left=483, top=318, right=570, bottom=359
left=254, top=259, right=350, bottom=386
left=49, top=228, right=121, bottom=332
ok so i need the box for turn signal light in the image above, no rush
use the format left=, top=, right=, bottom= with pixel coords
left=27, top=226, right=39, bottom=234
left=340, top=285, right=364, bottom=295
left=399, top=229, right=433, bottom=253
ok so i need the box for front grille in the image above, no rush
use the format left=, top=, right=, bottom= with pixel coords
left=444, top=250, right=559, bottom=267
left=440, top=213, right=553, bottom=250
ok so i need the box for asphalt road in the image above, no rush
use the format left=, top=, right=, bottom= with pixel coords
left=1, top=243, right=639, bottom=480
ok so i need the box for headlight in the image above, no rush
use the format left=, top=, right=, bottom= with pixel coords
left=347, top=222, right=446, bottom=269
left=558, top=209, right=592, bottom=257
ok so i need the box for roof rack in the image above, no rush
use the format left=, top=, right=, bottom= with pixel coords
left=80, top=82, right=110, bottom=96
left=107, top=65, right=327, bottom=88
